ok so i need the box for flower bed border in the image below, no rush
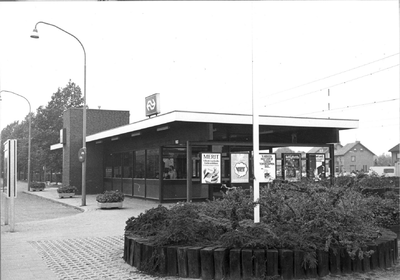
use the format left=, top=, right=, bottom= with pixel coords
left=97, top=202, right=123, bottom=209
left=124, top=234, right=398, bottom=279
left=58, top=192, right=75, bottom=198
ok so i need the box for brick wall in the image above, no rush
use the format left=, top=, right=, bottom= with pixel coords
left=62, top=108, right=129, bottom=194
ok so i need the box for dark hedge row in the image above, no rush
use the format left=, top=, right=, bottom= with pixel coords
left=125, top=176, right=399, bottom=269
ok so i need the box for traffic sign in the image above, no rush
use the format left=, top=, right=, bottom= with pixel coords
left=78, top=147, right=86, bottom=162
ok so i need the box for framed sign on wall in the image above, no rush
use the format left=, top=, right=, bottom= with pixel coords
left=201, top=153, right=221, bottom=184
left=282, top=153, right=302, bottom=182
left=259, top=153, right=276, bottom=183
left=231, top=152, right=250, bottom=183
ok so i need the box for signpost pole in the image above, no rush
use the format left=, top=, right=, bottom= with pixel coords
left=251, top=10, right=260, bottom=223
left=3, top=196, right=9, bottom=225
left=4, top=140, right=17, bottom=231
left=253, top=100, right=260, bottom=223
left=251, top=5, right=260, bottom=223
left=10, top=140, right=16, bottom=232
left=186, top=141, right=192, bottom=202
left=9, top=195, right=15, bottom=232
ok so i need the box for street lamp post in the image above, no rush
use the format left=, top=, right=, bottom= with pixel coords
left=31, top=21, right=87, bottom=206
left=0, top=90, right=32, bottom=191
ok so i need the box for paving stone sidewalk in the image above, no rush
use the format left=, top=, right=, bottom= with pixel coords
left=1, top=181, right=180, bottom=280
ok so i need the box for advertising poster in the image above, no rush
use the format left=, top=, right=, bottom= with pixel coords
left=282, top=153, right=302, bottom=182
left=259, top=153, right=276, bottom=183
left=306, top=153, right=325, bottom=179
left=231, top=152, right=250, bottom=183
left=201, top=153, right=221, bottom=184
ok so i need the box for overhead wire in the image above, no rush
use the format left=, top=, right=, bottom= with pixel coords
left=296, top=98, right=399, bottom=116
left=358, top=123, right=399, bottom=129
left=264, top=64, right=399, bottom=107
left=261, top=52, right=399, bottom=99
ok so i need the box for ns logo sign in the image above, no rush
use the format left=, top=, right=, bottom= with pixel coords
left=145, top=93, right=160, bottom=117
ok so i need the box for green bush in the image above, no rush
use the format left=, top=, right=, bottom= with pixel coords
left=125, top=177, right=398, bottom=268
left=96, top=190, right=124, bottom=203
left=57, top=185, right=77, bottom=193
left=29, top=182, right=45, bottom=188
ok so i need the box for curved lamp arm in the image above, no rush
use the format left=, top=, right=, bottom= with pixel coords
left=31, top=21, right=86, bottom=62
left=31, top=21, right=87, bottom=206
left=0, top=90, right=32, bottom=191
left=0, top=90, right=31, bottom=113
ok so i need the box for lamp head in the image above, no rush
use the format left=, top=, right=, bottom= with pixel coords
left=30, top=28, right=39, bottom=39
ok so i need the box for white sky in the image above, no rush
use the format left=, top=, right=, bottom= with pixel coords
left=0, top=1, right=399, bottom=156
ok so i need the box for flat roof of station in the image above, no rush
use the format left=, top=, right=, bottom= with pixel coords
left=85, top=110, right=359, bottom=143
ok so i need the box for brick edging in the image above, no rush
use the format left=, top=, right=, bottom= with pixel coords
left=124, top=235, right=398, bottom=279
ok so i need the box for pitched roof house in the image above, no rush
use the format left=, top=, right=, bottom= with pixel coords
left=307, top=143, right=343, bottom=156
left=389, top=143, right=400, bottom=164
left=335, top=141, right=375, bottom=174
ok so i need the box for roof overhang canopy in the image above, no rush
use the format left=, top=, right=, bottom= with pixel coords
left=86, top=110, right=358, bottom=143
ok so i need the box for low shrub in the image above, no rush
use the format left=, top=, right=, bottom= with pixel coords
left=29, top=182, right=45, bottom=188
left=125, top=177, right=397, bottom=268
left=96, top=190, right=124, bottom=203
left=57, top=185, right=77, bottom=194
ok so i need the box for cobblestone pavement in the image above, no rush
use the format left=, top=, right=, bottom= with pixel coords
left=29, top=236, right=131, bottom=280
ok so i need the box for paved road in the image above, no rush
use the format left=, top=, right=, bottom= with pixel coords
left=1, top=181, right=177, bottom=280
left=1, top=184, right=81, bottom=225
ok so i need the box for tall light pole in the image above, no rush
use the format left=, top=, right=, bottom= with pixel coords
left=251, top=4, right=260, bottom=223
left=31, top=21, right=87, bottom=206
left=0, top=90, right=32, bottom=191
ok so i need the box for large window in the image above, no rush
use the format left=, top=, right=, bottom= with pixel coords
left=105, top=153, right=113, bottom=178
left=147, top=149, right=160, bottom=179
left=135, top=150, right=146, bottom=178
left=163, top=147, right=186, bottom=179
left=122, top=152, right=133, bottom=178
left=113, top=153, right=122, bottom=178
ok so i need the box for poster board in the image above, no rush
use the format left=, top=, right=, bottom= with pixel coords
left=201, top=152, right=221, bottom=184
left=306, top=153, right=325, bottom=179
left=231, top=152, right=250, bottom=183
left=282, top=153, right=302, bottom=182
left=259, top=153, right=276, bottom=183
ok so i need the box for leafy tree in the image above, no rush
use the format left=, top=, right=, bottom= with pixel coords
left=274, top=147, right=295, bottom=158
left=374, top=153, right=392, bottom=166
left=0, top=121, right=27, bottom=176
left=33, top=80, right=84, bottom=175
left=1, top=80, right=83, bottom=181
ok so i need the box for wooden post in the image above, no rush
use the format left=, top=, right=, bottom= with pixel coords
left=200, top=247, right=215, bottom=279
left=266, top=249, right=279, bottom=277
left=229, top=248, right=241, bottom=280
left=278, top=249, right=293, bottom=279
left=187, top=247, right=202, bottom=278
left=241, top=248, right=253, bottom=279
left=177, top=247, right=188, bottom=277
left=214, top=248, right=230, bottom=280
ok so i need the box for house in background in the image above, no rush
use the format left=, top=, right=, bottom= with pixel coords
left=307, top=143, right=343, bottom=158
left=389, top=143, right=400, bottom=165
left=335, top=141, right=375, bottom=174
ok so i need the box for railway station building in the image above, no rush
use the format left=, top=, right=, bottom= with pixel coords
left=52, top=96, right=358, bottom=203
